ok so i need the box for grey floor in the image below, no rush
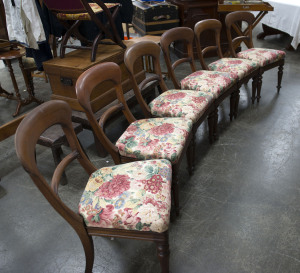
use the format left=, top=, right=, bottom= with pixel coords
left=1, top=25, right=300, bottom=273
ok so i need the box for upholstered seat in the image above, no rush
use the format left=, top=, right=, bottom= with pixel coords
left=208, top=58, right=259, bottom=80
left=180, top=70, right=236, bottom=98
left=149, top=90, right=213, bottom=123
left=237, top=48, right=286, bottom=67
left=57, top=3, right=118, bottom=20
left=116, top=117, right=192, bottom=164
left=79, top=159, right=172, bottom=232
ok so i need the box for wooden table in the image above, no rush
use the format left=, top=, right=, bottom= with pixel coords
left=0, top=47, right=43, bottom=116
left=218, top=1, right=273, bottom=51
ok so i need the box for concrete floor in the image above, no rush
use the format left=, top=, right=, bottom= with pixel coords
left=1, top=25, right=300, bottom=273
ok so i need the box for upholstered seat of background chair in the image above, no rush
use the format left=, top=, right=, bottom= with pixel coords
left=79, top=159, right=172, bottom=232
left=180, top=70, right=236, bottom=99
left=115, top=117, right=192, bottom=163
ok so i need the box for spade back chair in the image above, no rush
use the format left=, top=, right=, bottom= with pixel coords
left=225, top=11, right=285, bottom=103
left=15, top=99, right=172, bottom=273
left=43, top=0, right=126, bottom=62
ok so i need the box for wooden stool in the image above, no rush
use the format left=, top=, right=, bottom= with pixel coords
left=37, top=121, right=83, bottom=185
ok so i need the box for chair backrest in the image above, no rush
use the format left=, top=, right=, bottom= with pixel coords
left=76, top=62, right=136, bottom=164
left=160, top=27, right=197, bottom=89
left=124, top=40, right=168, bottom=118
left=194, top=19, right=224, bottom=70
left=15, top=100, right=96, bottom=228
left=225, top=11, right=255, bottom=57
left=43, top=0, right=85, bottom=13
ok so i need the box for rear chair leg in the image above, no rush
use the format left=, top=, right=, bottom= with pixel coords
left=277, top=64, right=284, bottom=93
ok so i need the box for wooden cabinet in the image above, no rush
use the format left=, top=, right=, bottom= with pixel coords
left=167, top=0, right=230, bottom=57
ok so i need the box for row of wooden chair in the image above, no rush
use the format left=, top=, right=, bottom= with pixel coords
left=15, top=11, right=286, bottom=273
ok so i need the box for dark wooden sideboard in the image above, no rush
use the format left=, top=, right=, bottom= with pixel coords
left=167, top=0, right=231, bottom=57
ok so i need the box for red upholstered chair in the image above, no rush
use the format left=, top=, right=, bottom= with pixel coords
left=194, top=19, right=260, bottom=113
left=43, top=0, right=126, bottom=62
left=124, top=40, right=215, bottom=172
left=76, top=62, right=193, bottom=216
left=15, top=100, right=172, bottom=273
left=225, top=11, right=285, bottom=103
left=160, top=27, right=238, bottom=141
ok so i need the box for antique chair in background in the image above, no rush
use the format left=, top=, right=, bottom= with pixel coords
left=124, top=40, right=215, bottom=172
left=225, top=11, right=285, bottom=103
left=76, top=62, right=193, bottom=216
left=160, top=27, right=238, bottom=141
left=43, top=0, right=126, bottom=61
left=194, top=19, right=260, bottom=116
left=15, top=100, right=172, bottom=273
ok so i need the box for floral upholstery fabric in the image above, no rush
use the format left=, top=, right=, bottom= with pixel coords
left=57, top=3, right=118, bottom=21
left=116, top=117, right=193, bottom=164
left=208, top=58, right=259, bottom=80
left=149, top=90, right=214, bottom=123
left=180, top=70, right=236, bottom=99
left=79, top=159, right=172, bottom=233
left=237, top=48, right=286, bottom=67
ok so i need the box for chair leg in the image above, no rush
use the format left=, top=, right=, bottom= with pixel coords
left=256, top=73, right=263, bottom=103
left=186, top=133, right=195, bottom=176
left=77, top=230, right=94, bottom=273
left=156, top=233, right=170, bottom=273
left=171, top=167, right=180, bottom=216
left=234, top=89, right=240, bottom=119
left=207, top=111, right=215, bottom=144
left=229, top=92, right=235, bottom=121
left=213, top=108, right=219, bottom=141
left=277, top=64, right=284, bottom=93
left=251, top=76, right=258, bottom=104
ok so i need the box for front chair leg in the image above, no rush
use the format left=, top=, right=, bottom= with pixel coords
left=256, top=73, right=263, bottom=103
left=234, top=89, right=240, bottom=119
left=277, top=64, right=284, bottom=93
left=171, top=167, right=180, bottom=216
left=186, top=133, right=195, bottom=176
left=156, top=233, right=170, bottom=273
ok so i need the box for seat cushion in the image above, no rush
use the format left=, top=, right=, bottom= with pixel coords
left=116, top=117, right=193, bottom=164
left=237, top=48, right=286, bottom=67
left=149, top=90, right=214, bottom=123
left=180, top=70, right=236, bottom=99
left=79, top=159, right=172, bottom=233
left=208, top=58, right=259, bottom=80
left=57, top=3, right=118, bottom=21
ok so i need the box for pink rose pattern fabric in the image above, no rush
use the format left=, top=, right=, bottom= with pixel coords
left=149, top=90, right=214, bottom=123
left=237, top=48, right=286, bottom=67
left=79, top=159, right=172, bottom=233
left=116, top=117, right=192, bottom=164
left=208, top=58, right=259, bottom=80
left=180, top=70, right=236, bottom=99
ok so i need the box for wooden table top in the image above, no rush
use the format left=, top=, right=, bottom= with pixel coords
left=0, top=47, right=25, bottom=60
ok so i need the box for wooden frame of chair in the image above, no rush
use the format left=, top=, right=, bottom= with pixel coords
left=76, top=62, right=193, bottom=216
left=160, top=27, right=239, bottom=141
left=194, top=19, right=260, bottom=116
left=15, top=100, right=170, bottom=273
left=43, top=0, right=126, bottom=62
left=225, top=11, right=285, bottom=103
left=123, top=40, right=215, bottom=173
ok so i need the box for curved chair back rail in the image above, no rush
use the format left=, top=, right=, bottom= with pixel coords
left=225, top=11, right=255, bottom=57
left=160, top=27, right=197, bottom=89
left=15, top=99, right=171, bottom=273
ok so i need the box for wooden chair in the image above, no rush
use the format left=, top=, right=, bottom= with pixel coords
left=43, top=0, right=126, bottom=62
left=160, top=27, right=238, bottom=140
left=124, top=40, right=215, bottom=172
left=15, top=100, right=172, bottom=273
left=194, top=19, right=260, bottom=114
left=225, top=11, right=285, bottom=103
left=76, top=62, right=193, bottom=216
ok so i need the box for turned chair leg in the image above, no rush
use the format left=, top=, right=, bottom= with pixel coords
left=277, top=64, right=284, bottom=93
left=213, top=108, right=219, bottom=141
left=234, top=89, right=240, bottom=119
left=207, top=111, right=215, bottom=144
left=256, top=73, right=263, bottom=103
left=186, top=133, right=195, bottom=176
left=171, top=167, right=180, bottom=216
left=251, top=76, right=258, bottom=104
left=156, top=234, right=170, bottom=273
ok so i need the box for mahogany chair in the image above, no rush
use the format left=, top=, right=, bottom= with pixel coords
left=160, top=27, right=238, bottom=140
left=124, top=40, right=215, bottom=172
left=43, top=0, right=126, bottom=62
left=15, top=100, right=172, bottom=273
left=76, top=62, right=193, bottom=216
left=194, top=19, right=260, bottom=114
left=225, top=11, right=285, bottom=103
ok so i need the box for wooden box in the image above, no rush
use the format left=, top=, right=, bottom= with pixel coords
left=132, top=1, right=179, bottom=36
left=43, top=41, right=145, bottom=112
